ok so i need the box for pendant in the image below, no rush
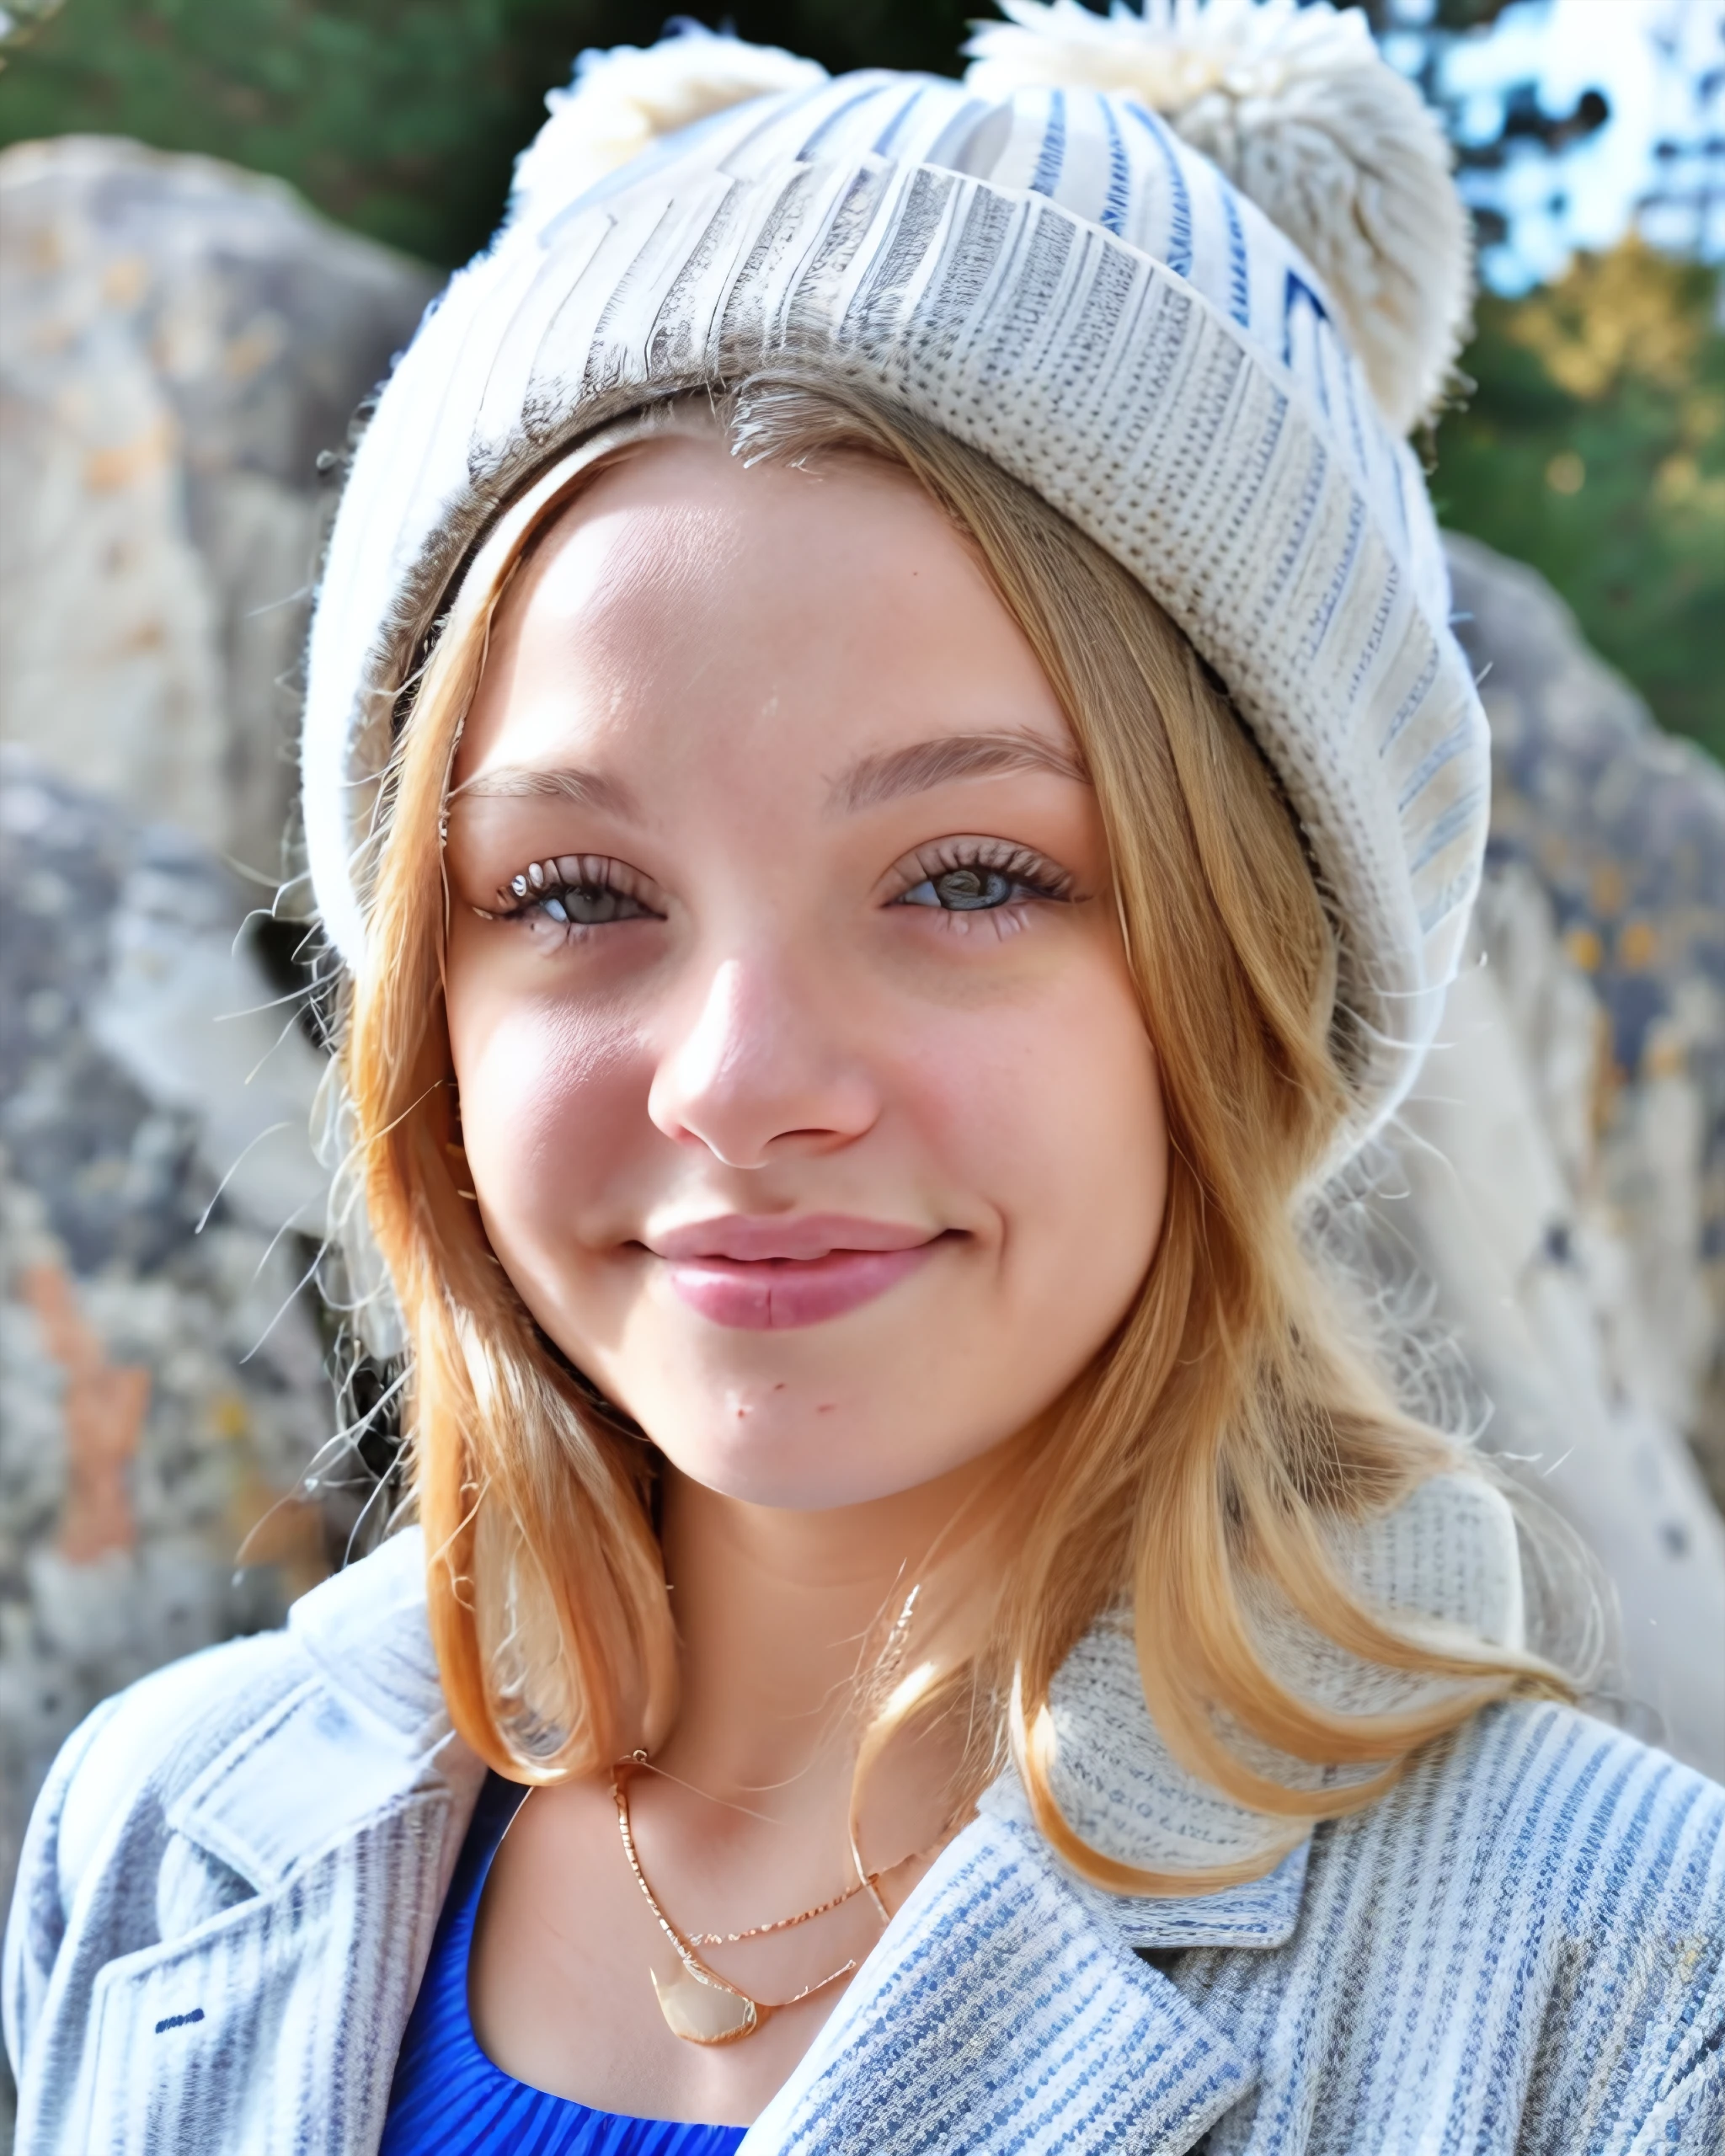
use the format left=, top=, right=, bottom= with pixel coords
left=650, top=1963, right=763, bottom=2046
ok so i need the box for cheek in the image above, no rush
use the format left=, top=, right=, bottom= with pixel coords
left=450, top=993, right=644, bottom=1251
left=903, top=955, right=1167, bottom=1302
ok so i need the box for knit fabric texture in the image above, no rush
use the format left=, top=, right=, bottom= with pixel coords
left=8, top=1508, right=1722, bottom=2151
left=301, top=51, right=1488, bottom=1135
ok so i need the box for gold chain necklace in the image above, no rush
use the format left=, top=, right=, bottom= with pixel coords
left=611, top=1760, right=884, bottom=2047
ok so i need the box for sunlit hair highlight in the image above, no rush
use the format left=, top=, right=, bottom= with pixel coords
left=342, top=381, right=1567, bottom=1891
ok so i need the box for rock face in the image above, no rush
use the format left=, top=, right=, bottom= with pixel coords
left=1386, top=535, right=1725, bottom=1778
left=1448, top=531, right=1725, bottom=1509
left=0, top=139, right=436, bottom=1972
left=0, top=134, right=440, bottom=876
left=0, top=752, right=334, bottom=1904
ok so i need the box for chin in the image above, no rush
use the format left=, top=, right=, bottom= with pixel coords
left=664, top=1421, right=876, bottom=1511
left=649, top=1397, right=928, bottom=1513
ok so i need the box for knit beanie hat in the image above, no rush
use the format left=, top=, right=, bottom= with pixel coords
left=302, top=0, right=1481, bottom=1134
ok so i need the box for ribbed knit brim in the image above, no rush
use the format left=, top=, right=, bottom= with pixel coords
left=302, top=67, right=1487, bottom=1137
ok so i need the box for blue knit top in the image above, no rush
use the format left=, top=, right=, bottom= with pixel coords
left=381, top=1773, right=748, bottom=2156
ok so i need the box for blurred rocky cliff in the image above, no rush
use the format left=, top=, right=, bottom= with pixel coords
left=1451, top=532, right=1725, bottom=1515
left=1394, top=536, right=1725, bottom=1777
left=0, top=132, right=1721, bottom=1979
left=0, top=136, right=435, bottom=1924
left=0, top=132, right=438, bottom=871
left=0, top=757, right=334, bottom=1891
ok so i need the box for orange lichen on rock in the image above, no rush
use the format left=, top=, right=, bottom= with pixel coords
left=19, top=1262, right=149, bottom=1562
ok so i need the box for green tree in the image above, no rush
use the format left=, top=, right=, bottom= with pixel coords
left=0, top=1, right=975, bottom=265
left=1433, top=242, right=1724, bottom=755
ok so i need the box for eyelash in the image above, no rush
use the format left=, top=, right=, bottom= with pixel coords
left=889, top=838, right=1074, bottom=915
left=486, top=855, right=661, bottom=931
left=483, top=840, right=1074, bottom=938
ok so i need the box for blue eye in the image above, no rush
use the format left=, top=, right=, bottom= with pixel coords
left=540, top=886, right=650, bottom=925
left=900, top=867, right=1019, bottom=911
left=499, top=855, right=661, bottom=928
left=892, top=843, right=1070, bottom=914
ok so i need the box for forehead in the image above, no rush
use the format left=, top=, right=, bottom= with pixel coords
left=499, top=430, right=988, bottom=653
left=455, top=430, right=1074, bottom=787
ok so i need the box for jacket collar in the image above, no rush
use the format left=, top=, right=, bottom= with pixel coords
left=289, top=1523, right=451, bottom=1746
left=743, top=1808, right=1257, bottom=2153
left=993, top=1465, right=1519, bottom=1947
left=736, top=1468, right=1523, bottom=2148
left=149, top=1475, right=1519, bottom=2155
left=163, top=1530, right=467, bottom=1897
left=254, top=1466, right=1518, bottom=1941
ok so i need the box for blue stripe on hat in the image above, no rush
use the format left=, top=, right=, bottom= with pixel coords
left=798, top=81, right=889, bottom=161
left=872, top=88, right=921, bottom=156
left=1029, top=87, right=1066, bottom=197
left=1126, top=104, right=1192, bottom=277
left=1221, top=184, right=1250, bottom=327
left=1097, top=94, right=1130, bottom=237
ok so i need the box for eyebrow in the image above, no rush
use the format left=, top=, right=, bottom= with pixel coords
left=447, top=765, right=641, bottom=820
left=830, top=730, right=1088, bottom=814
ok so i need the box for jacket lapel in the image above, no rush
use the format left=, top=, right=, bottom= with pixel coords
left=81, top=1785, right=462, bottom=2156
left=743, top=1812, right=1256, bottom=2154
left=76, top=1533, right=484, bottom=2156
left=71, top=1474, right=1513, bottom=2149
left=978, top=1762, right=1311, bottom=1952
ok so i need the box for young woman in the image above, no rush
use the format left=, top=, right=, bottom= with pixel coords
left=7, top=8, right=1722, bottom=2153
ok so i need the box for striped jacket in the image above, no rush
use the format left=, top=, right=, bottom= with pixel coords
left=5, top=1507, right=1722, bottom=2153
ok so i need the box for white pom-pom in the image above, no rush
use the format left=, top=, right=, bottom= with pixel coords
left=510, top=21, right=828, bottom=234
left=964, top=0, right=1471, bottom=433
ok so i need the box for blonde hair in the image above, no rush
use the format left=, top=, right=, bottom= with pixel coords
left=343, top=380, right=1563, bottom=1892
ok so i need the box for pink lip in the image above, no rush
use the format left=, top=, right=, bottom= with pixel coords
left=646, top=1214, right=944, bottom=1331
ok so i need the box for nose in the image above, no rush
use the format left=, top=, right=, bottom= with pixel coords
left=648, top=956, right=879, bottom=1168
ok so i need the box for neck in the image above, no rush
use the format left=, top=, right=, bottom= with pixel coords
left=653, top=1450, right=1005, bottom=1817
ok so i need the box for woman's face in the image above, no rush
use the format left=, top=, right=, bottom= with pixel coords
left=444, top=430, right=1167, bottom=1510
